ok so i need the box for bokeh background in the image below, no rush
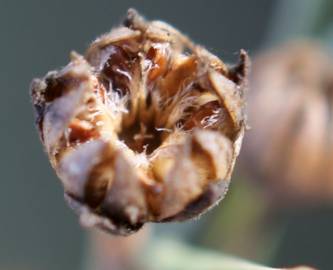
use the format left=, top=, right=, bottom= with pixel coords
left=1, top=0, right=333, bottom=269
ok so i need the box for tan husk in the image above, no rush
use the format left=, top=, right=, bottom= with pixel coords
left=243, top=41, right=333, bottom=205
left=30, top=9, right=248, bottom=235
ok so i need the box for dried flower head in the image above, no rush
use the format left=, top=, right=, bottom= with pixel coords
left=243, top=41, right=333, bottom=205
left=30, top=9, right=248, bottom=235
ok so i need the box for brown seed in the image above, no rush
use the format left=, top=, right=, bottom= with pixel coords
left=30, top=9, right=248, bottom=235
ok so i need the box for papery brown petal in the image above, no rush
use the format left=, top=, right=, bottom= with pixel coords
left=192, top=129, right=234, bottom=180
left=164, top=180, right=230, bottom=221
left=100, top=152, right=148, bottom=228
left=86, top=27, right=141, bottom=69
left=64, top=193, right=119, bottom=234
left=58, top=140, right=107, bottom=201
left=158, top=55, right=197, bottom=98
left=209, top=70, right=244, bottom=130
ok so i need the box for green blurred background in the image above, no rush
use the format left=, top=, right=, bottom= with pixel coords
left=0, top=0, right=332, bottom=269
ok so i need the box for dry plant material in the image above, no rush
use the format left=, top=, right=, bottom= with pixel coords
left=243, top=41, right=333, bottom=205
left=30, top=9, right=248, bottom=235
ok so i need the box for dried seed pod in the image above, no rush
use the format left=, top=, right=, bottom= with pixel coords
left=243, top=41, right=333, bottom=205
left=30, top=9, right=248, bottom=235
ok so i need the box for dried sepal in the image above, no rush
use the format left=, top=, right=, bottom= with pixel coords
left=30, top=9, right=248, bottom=235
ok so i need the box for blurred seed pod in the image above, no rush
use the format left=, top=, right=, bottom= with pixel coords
left=30, top=9, right=248, bottom=235
left=243, top=41, right=333, bottom=205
